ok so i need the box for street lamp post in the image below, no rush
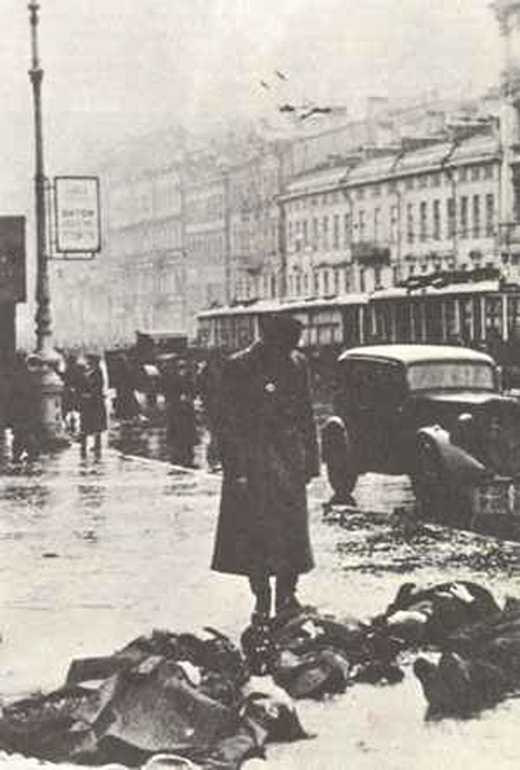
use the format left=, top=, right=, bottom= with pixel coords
left=28, top=0, right=66, bottom=446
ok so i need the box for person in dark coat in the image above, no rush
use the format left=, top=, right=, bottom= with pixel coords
left=211, top=314, right=320, bottom=621
left=78, top=354, right=107, bottom=458
left=197, top=355, right=224, bottom=471
left=164, top=358, right=198, bottom=468
left=61, top=355, right=84, bottom=434
left=9, top=353, right=41, bottom=463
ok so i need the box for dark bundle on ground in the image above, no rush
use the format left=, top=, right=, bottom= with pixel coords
left=0, top=628, right=307, bottom=769
left=415, top=602, right=520, bottom=717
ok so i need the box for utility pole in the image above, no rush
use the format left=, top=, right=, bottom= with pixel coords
left=28, top=0, right=66, bottom=446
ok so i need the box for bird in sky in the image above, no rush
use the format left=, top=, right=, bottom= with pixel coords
left=275, top=70, right=288, bottom=81
left=300, top=106, right=333, bottom=120
left=259, top=80, right=270, bottom=90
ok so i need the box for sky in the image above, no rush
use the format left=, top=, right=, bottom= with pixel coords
left=0, top=0, right=503, bottom=217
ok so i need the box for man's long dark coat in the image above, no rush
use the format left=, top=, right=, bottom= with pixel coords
left=211, top=342, right=320, bottom=578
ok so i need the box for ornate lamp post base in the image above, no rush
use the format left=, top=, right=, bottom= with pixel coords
left=33, top=356, right=69, bottom=448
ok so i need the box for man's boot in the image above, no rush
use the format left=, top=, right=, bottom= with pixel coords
left=275, top=573, right=301, bottom=617
left=249, top=574, right=272, bottom=619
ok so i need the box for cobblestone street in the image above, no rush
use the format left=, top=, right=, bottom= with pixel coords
left=1, top=443, right=520, bottom=768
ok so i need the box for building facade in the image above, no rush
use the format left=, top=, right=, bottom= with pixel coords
left=280, top=126, right=513, bottom=304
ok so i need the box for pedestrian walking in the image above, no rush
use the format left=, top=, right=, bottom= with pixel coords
left=211, top=314, right=320, bottom=623
left=61, top=355, right=84, bottom=435
left=78, top=354, right=107, bottom=458
left=8, top=353, right=41, bottom=463
left=110, top=352, right=141, bottom=421
left=164, top=358, right=198, bottom=468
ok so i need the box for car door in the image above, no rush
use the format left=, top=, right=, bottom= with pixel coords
left=341, top=358, right=406, bottom=471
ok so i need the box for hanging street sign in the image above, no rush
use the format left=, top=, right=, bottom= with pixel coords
left=54, top=176, right=101, bottom=254
left=0, top=216, right=26, bottom=303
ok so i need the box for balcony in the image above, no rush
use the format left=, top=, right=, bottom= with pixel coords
left=350, top=241, right=391, bottom=265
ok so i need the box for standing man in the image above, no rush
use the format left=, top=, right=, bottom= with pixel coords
left=78, top=354, right=107, bottom=458
left=211, top=315, right=320, bottom=621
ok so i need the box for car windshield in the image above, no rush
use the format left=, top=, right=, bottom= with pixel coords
left=407, top=361, right=495, bottom=392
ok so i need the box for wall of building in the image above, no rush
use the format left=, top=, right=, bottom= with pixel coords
left=281, top=129, right=508, bottom=304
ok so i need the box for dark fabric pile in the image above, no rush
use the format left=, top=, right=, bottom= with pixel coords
left=414, top=597, right=520, bottom=717
left=0, top=580, right=511, bottom=766
left=0, top=628, right=307, bottom=768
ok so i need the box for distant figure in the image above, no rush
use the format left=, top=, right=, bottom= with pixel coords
left=9, top=353, right=41, bottom=463
left=164, top=358, right=198, bottom=468
left=111, top=353, right=141, bottom=421
left=211, top=314, right=320, bottom=622
left=61, top=355, right=84, bottom=434
left=197, top=355, right=223, bottom=471
left=79, top=354, right=107, bottom=458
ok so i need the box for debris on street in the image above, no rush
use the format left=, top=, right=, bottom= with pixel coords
left=0, top=578, right=513, bottom=767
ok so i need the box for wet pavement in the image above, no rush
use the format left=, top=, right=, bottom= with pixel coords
left=1, top=426, right=520, bottom=768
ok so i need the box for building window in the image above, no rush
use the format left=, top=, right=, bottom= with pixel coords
left=358, top=209, right=366, bottom=241
left=334, top=268, right=340, bottom=295
left=460, top=196, right=468, bottom=239
left=322, top=216, right=330, bottom=250
left=484, top=165, right=494, bottom=181
left=432, top=174, right=442, bottom=188
left=486, top=193, right=495, bottom=237
left=419, top=175, right=429, bottom=189
left=407, top=203, right=414, bottom=244
left=323, top=270, right=330, bottom=295
left=357, top=188, right=365, bottom=200
left=472, top=195, right=481, bottom=238
left=344, top=212, right=351, bottom=245
left=303, top=219, right=309, bottom=247
left=333, top=214, right=340, bottom=249
left=374, top=208, right=381, bottom=243
left=313, top=270, right=319, bottom=295
left=420, top=201, right=427, bottom=242
left=390, top=204, right=398, bottom=243
left=433, top=199, right=441, bottom=240
left=312, top=217, right=319, bottom=250
left=447, top=197, right=456, bottom=238
left=459, top=167, right=468, bottom=183
left=373, top=185, right=381, bottom=197
left=471, top=167, right=481, bottom=182
left=295, top=220, right=302, bottom=251
left=406, top=178, right=414, bottom=191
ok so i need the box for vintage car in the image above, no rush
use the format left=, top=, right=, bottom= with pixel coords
left=321, top=344, right=520, bottom=512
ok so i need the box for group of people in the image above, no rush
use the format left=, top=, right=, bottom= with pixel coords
left=4, top=351, right=107, bottom=463
left=5, top=317, right=318, bottom=629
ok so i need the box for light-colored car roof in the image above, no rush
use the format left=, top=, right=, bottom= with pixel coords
left=338, top=344, right=495, bottom=366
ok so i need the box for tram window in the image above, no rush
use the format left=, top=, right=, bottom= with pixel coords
left=508, top=298, right=520, bottom=335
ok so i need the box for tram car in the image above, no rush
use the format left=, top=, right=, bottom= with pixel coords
left=196, top=272, right=520, bottom=381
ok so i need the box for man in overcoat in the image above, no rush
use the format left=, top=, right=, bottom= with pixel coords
left=211, top=314, right=320, bottom=620
left=78, top=354, right=107, bottom=458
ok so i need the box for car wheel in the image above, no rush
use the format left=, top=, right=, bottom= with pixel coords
left=321, top=417, right=359, bottom=502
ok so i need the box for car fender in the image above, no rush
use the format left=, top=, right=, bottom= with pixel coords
left=415, top=425, right=490, bottom=486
